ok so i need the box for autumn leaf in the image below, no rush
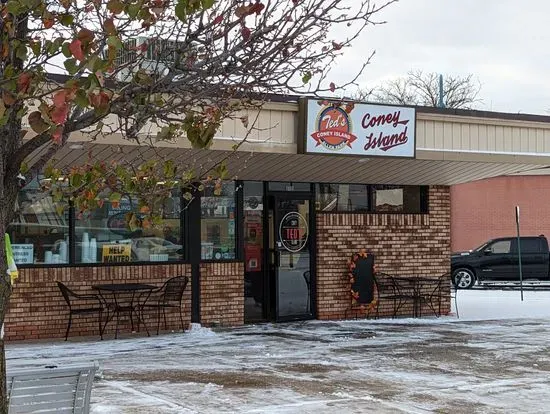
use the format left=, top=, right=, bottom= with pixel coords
left=17, top=73, right=32, bottom=93
left=213, top=15, right=223, bottom=25
left=235, top=5, right=251, bottom=18
left=240, top=115, right=249, bottom=128
left=142, top=217, right=151, bottom=229
left=77, top=29, right=95, bottom=48
left=89, top=91, right=110, bottom=113
left=140, top=205, right=151, bottom=214
left=28, top=112, right=49, bottom=134
left=329, top=82, right=336, bottom=92
left=107, top=0, right=124, bottom=14
left=51, top=126, right=63, bottom=144
left=51, top=90, right=69, bottom=124
left=2, top=91, right=16, bottom=106
left=104, top=18, right=117, bottom=36
left=43, top=16, right=54, bottom=29
left=332, top=41, right=343, bottom=51
left=51, top=103, right=69, bottom=125
left=69, top=39, right=84, bottom=61
left=241, top=26, right=251, bottom=41
left=53, top=90, right=67, bottom=107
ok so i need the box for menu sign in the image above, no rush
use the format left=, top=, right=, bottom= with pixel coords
left=303, top=99, right=416, bottom=158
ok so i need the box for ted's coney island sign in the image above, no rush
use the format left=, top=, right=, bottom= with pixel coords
left=303, top=99, right=416, bottom=158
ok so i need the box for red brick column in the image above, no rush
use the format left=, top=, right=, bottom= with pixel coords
left=6, top=264, right=192, bottom=341
left=199, top=262, right=244, bottom=327
left=316, top=186, right=451, bottom=319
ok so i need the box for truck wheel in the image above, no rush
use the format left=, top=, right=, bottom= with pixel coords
left=453, top=268, right=476, bottom=289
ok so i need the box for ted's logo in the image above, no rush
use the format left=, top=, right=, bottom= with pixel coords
left=311, top=102, right=357, bottom=151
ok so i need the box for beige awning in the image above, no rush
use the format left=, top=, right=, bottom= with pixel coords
left=26, top=142, right=547, bottom=185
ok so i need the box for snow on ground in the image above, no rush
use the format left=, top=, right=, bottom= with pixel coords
left=7, top=289, right=550, bottom=413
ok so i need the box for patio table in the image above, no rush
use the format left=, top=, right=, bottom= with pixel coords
left=92, top=283, right=156, bottom=339
left=393, top=276, right=441, bottom=317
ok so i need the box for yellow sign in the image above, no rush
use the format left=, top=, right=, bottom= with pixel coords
left=102, top=244, right=131, bottom=263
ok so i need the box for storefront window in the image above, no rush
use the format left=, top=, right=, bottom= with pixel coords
left=372, top=185, right=428, bottom=213
left=8, top=179, right=69, bottom=265
left=75, top=192, right=183, bottom=264
left=316, top=184, right=369, bottom=212
left=201, top=182, right=236, bottom=260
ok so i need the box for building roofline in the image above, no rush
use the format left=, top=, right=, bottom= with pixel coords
left=45, top=72, right=550, bottom=124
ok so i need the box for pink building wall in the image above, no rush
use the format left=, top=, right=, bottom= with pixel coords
left=451, top=175, right=550, bottom=252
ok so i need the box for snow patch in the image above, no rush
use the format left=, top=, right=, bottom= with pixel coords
left=187, top=323, right=217, bottom=337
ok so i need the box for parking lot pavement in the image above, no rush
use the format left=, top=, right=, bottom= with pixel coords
left=7, top=290, right=550, bottom=413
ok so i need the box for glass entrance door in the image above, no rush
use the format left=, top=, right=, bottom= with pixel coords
left=271, top=196, right=313, bottom=320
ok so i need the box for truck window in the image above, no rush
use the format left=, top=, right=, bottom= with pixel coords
left=489, top=240, right=511, bottom=254
left=519, top=238, right=541, bottom=254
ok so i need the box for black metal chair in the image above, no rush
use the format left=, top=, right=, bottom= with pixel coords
left=56, top=282, right=104, bottom=341
left=451, top=272, right=460, bottom=318
left=374, top=273, right=417, bottom=318
left=139, top=276, right=189, bottom=334
left=418, top=272, right=452, bottom=317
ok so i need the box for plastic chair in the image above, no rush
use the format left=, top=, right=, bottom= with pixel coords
left=140, top=276, right=189, bottom=334
left=56, top=281, right=104, bottom=340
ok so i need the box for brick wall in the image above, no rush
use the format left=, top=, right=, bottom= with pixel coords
left=451, top=175, right=550, bottom=251
left=6, top=264, right=192, bottom=341
left=316, top=186, right=451, bottom=320
left=200, top=262, right=244, bottom=327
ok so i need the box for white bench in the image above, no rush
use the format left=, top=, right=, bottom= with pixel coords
left=7, top=365, right=96, bottom=414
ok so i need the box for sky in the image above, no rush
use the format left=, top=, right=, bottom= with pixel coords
left=337, top=0, right=550, bottom=115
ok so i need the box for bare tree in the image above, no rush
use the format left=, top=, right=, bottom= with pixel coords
left=357, top=70, right=482, bottom=108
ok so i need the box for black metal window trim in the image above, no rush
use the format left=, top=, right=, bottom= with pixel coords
left=198, top=180, right=242, bottom=264
left=315, top=182, right=430, bottom=215
left=15, top=187, right=192, bottom=269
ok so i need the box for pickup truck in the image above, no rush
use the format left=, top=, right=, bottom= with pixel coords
left=451, top=235, right=550, bottom=288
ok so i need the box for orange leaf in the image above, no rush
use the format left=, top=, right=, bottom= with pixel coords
left=77, top=28, right=95, bottom=45
left=111, top=201, right=120, bottom=209
left=43, top=18, right=54, bottom=29
left=69, top=39, right=84, bottom=61
left=140, top=206, right=151, bottom=214
left=17, top=72, right=32, bottom=93
left=104, top=18, right=116, bottom=35
left=142, top=218, right=151, bottom=229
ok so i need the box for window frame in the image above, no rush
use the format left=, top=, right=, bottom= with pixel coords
left=315, top=183, right=429, bottom=214
left=13, top=187, right=192, bottom=268
left=199, top=181, right=241, bottom=263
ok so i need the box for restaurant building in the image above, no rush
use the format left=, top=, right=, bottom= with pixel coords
left=6, top=96, right=550, bottom=341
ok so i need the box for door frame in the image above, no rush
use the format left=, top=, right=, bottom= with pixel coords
left=264, top=187, right=317, bottom=322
